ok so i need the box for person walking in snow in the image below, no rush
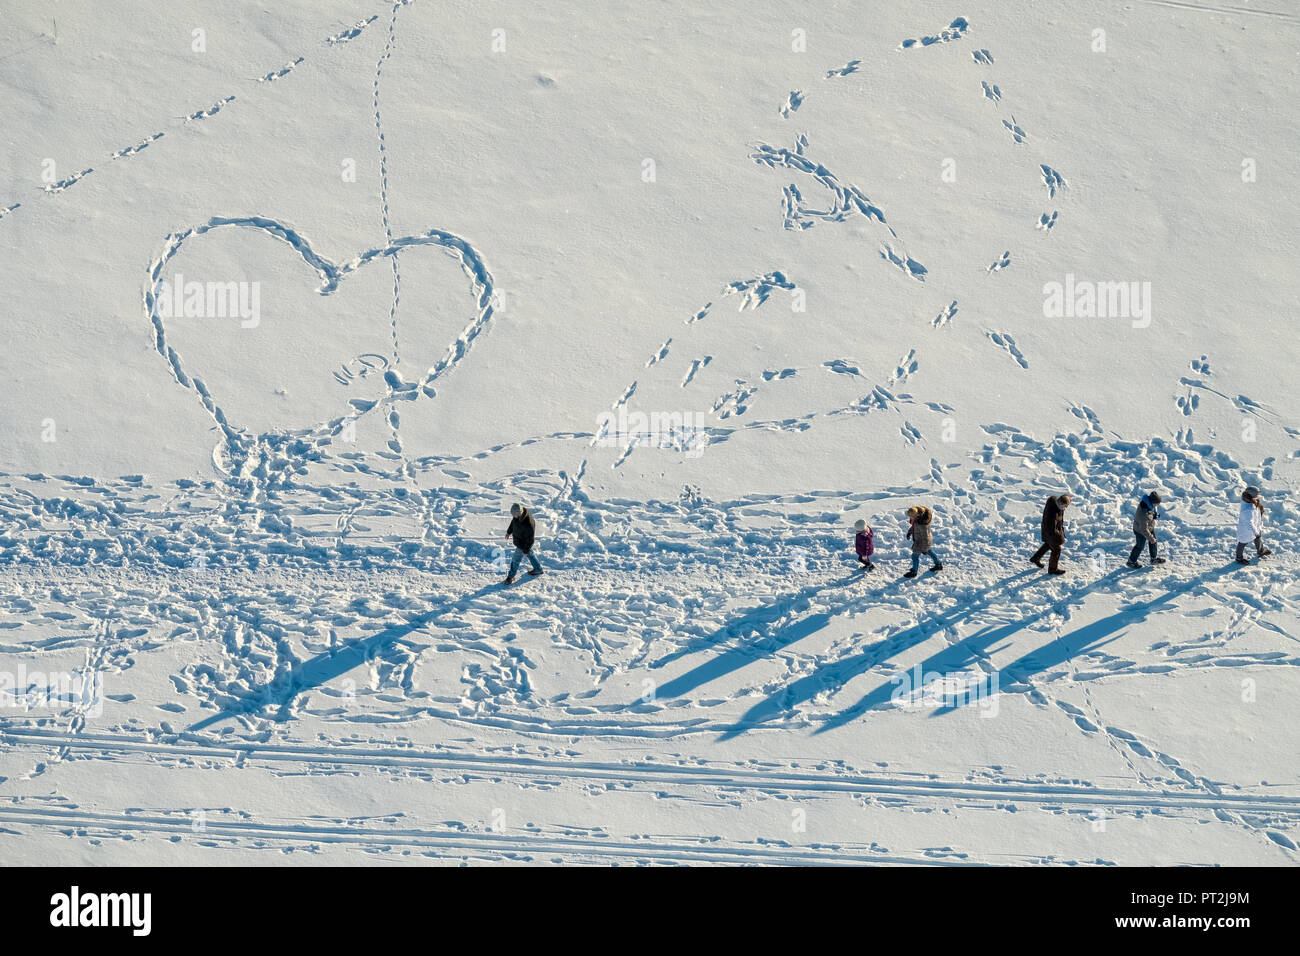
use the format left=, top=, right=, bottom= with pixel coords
left=503, top=502, right=544, bottom=584
left=1127, top=491, right=1166, bottom=568
left=1235, top=486, right=1272, bottom=565
left=903, top=506, right=942, bottom=578
left=1031, top=493, right=1071, bottom=575
left=853, top=519, right=875, bottom=572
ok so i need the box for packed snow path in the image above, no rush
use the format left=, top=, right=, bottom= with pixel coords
left=1, top=447, right=1297, bottom=864
left=2, top=0, right=1298, bottom=864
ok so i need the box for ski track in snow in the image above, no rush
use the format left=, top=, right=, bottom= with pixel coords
left=1138, top=0, right=1300, bottom=21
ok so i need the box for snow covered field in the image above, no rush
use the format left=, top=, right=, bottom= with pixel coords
left=1, top=0, right=1298, bottom=865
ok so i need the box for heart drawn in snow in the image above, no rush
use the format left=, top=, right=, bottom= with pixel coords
left=144, top=215, right=497, bottom=460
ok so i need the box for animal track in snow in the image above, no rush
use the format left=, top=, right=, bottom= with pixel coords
left=327, top=15, right=380, bottom=45
left=825, top=59, right=861, bottom=78
left=646, top=338, right=672, bottom=367
left=823, top=359, right=862, bottom=377
left=971, top=48, right=994, bottom=65
left=5, top=15, right=397, bottom=222
left=987, top=250, right=1011, bottom=273
left=1191, top=354, right=1212, bottom=375
left=1001, top=115, right=1028, bottom=144
left=612, top=381, right=637, bottom=409
left=932, top=301, right=958, bottom=328
left=333, top=353, right=390, bottom=386
left=900, top=17, right=970, bottom=49
left=186, top=95, right=236, bottom=123
left=1036, top=211, right=1058, bottom=232
left=682, top=356, right=712, bottom=387
left=889, top=349, right=919, bottom=385
left=257, top=57, right=305, bottom=83
left=1176, top=390, right=1201, bottom=416
left=42, top=168, right=94, bottom=193
left=1068, top=404, right=1102, bottom=431
left=1040, top=165, right=1067, bottom=198
left=762, top=368, right=797, bottom=381
left=713, top=381, right=758, bottom=419
left=981, top=80, right=1002, bottom=102
left=880, top=244, right=927, bottom=282
left=985, top=331, right=1028, bottom=369
left=751, top=135, right=893, bottom=235
left=112, top=132, right=164, bottom=160
left=779, top=90, right=804, bottom=117
left=723, top=271, right=797, bottom=310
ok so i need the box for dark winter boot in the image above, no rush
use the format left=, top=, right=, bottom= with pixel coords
left=1152, top=557, right=1166, bottom=565
left=1235, top=543, right=1250, bottom=565
left=503, top=575, right=516, bottom=585
left=1256, top=536, right=1272, bottom=558
left=1030, top=554, right=1045, bottom=569
left=1048, top=568, right=1066, bottom=575
left=903, top=569, right=918, bottom=579
left=527, top=569, right=544, bottom=576
left=1126, top=559, right=1141, bottom=569
left=930, top=562, right=943, bottom=572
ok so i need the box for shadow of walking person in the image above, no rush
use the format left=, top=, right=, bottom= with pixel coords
left=188, top=583, right=500, bottom=732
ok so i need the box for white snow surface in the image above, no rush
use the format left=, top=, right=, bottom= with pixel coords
left=1, top=0, right=1299, bottom=865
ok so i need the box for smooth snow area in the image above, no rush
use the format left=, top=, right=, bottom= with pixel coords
left=1, top=0, right=1298, bottom=865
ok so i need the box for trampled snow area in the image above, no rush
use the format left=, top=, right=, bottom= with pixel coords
left=1, top=0, right=1298, bottom=865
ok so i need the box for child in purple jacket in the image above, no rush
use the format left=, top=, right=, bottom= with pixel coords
left=853, top=519, right=875, bottom=572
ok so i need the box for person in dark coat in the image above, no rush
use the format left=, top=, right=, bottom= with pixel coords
left=1127, top=491, right=1166, bottom=567
left=1030, top=493, right=1070, bottom=574
left=503, top=503, right=543, bottom=584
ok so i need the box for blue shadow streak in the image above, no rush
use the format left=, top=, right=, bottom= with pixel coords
left=188, top=583, right=499, bottom=732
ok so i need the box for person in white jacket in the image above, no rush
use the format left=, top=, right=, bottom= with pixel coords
left=1235, top=486, right=1272, bottom=565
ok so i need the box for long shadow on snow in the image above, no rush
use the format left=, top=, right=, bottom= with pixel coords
left=716, top=568, right=1042, bottom=739
left=813, top=562, right=1236, bottom=731
left=188, top=583, right=501, bottom=732
left=652, top=573, right=862, bottom=700
left=923, top=560, right=1239, bottom=717
left=815, top=568, right=1127, bottom=732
